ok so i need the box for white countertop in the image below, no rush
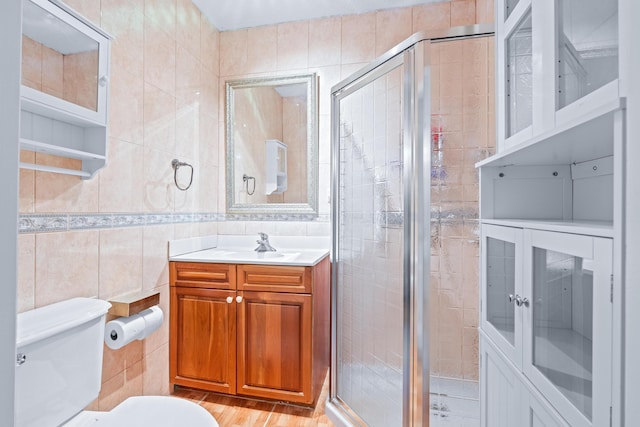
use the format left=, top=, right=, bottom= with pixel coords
left=168, top=235, right=330, bottom=266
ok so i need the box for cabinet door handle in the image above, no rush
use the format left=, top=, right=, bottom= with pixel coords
left=226, top=296, right=233, bottom=304
left=236, top=296, right=243, bottom=303
left=509, top=294, right=516, bottom=304
left=514, top=295, right=530, bottom=307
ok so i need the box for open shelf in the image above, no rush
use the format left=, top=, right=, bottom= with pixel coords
left=20, top=138, right=106, bottom=161
left=481, top=219, right=613, bottom=238
left=19, top=162, right=91, bottom=178
left=108, top=290, right=160, bottom=317
left=477, top=97, right=625, bottom=168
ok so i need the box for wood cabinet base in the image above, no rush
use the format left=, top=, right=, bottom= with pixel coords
left=170, top=257, right=330, bottom=406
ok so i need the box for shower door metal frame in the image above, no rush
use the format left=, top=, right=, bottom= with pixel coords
left=329, top=24, right=494, bottom=427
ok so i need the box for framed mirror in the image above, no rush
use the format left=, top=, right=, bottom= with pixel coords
left=225, top=73, right=318, bottom=215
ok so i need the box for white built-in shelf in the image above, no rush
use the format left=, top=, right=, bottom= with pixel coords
left=481, top=219, right=614, bottom=238
left=477, top=98, right=625, bottom=169
left=19, top=162, right=91, bottom=178
left=20, top=138, right=106, bottom=161
left=19, top=0, right=111, bottom=180
left=21, top=87, right=104, bottom=128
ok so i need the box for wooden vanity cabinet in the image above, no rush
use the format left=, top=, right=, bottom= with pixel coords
left=169, top=256, right=330, bottom=406
left=170, top=286, right=237, bottom=394
left=237, top=290, right=312, bottom=402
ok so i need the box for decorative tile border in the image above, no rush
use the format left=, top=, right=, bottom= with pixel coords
left=19, top=210, right=474, bottom=234
left=223, top=213, right=322, bottom=222
left=19, top=212, right=328, bottom=233
left=19, top=214, right=67, bottom=233
left=19, top=213, right=217, bottom=234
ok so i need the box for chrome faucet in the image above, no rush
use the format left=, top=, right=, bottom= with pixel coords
left=255, top=232, right=276, bottom=252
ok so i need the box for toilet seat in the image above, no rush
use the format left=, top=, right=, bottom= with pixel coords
left=63, top=396, right=219, bottom=427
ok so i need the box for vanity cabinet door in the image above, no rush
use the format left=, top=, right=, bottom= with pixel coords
left=170, top=286, right=237, bottom=394
left=236, top=291, right=313, bottom=404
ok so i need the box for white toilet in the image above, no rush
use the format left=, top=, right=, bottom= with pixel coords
left=15, top=297, right=219, bottom=427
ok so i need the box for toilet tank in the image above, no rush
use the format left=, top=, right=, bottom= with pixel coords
left=15, top=298, right=112, bottom=427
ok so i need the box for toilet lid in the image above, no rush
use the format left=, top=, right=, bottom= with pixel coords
left=66, top=396, right=219, bottom=427
left=109, top=396, right=219, bottom=427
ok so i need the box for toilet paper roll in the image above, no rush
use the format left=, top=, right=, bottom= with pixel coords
left=139, top=305, right=164, bottom=339
left=104, top=305, right=165, bottom=350
left=105, top=314, right=146, bottom=350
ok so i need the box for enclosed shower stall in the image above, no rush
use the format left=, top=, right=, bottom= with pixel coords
left=328, top=27, right=495, bottom=426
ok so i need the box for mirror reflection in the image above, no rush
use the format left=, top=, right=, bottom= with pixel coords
left=22, top=0, right=100, bottom=111
left=226, top=74, right=318, bottom=215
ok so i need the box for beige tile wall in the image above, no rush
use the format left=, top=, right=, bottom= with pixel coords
left=16, top=0, right=494, bottom=409
left=217, top=0, right=493, bottom=236
left=18, top=0, right=220, bottom=410
left=430, top=36, right=495, bottom=380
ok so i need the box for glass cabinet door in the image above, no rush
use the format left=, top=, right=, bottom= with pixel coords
left=556, top=0, right=618, bottom=110
left=506, top=11, right=533, bottom=138
left=505, top=0, right=522, bottom=20
left=21, top=0, right=110, bottom=124
left=523, top=230, right=612, bottom=427
left=481, top=224, right=523, bottom=367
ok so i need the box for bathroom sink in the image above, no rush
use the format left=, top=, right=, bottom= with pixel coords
left=223, top=251, right=287, bottom=260
left=180, top=249, right=302, bottom=264
left=169, top=238, right=329, bottom=266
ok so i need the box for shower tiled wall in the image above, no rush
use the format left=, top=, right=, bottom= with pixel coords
left=15, top=0, right=494, bottom=412
left=430, top=37, right=495, bottom=380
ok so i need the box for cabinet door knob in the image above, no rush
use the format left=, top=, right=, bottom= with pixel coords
left=514, top=295, right=530, bottom=307
left=509, top=294, right=516, bottom=303
left=226, top=296, right=233, bottom=304
left=236, top=296, right=243, bottom=303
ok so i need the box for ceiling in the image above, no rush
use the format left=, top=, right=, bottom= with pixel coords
left=192, top=0, right=440, bottom=31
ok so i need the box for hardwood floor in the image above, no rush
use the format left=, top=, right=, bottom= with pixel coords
left=172, top=373, right=335, bottom=427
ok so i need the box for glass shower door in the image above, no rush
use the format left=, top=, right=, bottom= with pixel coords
left=334, top=56, right=407, bottom=426
left=330, top=28, right=493, bottom=427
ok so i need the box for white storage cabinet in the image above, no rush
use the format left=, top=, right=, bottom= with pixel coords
left=19, top=0, right=111, bottom=178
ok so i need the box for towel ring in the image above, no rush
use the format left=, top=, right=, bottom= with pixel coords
left=243, top=173, right=256, bottom=195
left=171, top=159, right=193, bottom=191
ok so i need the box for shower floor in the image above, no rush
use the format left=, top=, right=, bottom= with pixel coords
left=430, top=376, right=480, bottom=427
left=335, top=364, right=479, bottom=426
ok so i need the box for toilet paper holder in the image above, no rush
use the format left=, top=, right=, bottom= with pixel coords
left=108, top=289, right=160, bottom=317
